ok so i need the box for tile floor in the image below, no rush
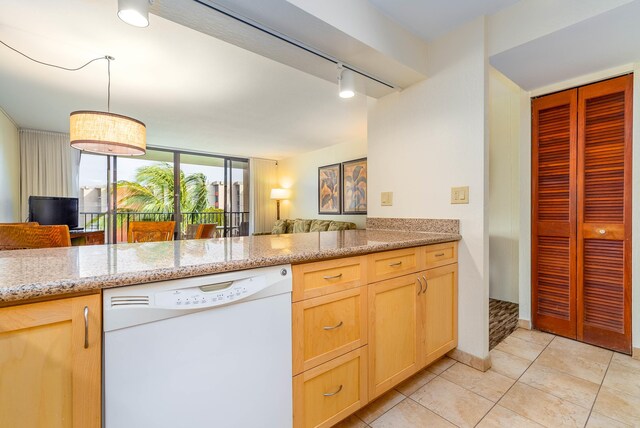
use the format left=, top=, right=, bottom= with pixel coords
left=333, top=329, right=640, bottom=428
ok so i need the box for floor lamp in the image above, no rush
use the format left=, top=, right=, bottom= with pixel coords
left=270, top=188, right=290, bottom=220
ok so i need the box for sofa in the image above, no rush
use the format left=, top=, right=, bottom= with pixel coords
left=269, top=218, right=357, bottom=235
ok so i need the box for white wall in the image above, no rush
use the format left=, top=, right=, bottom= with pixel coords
left=277, top=139, right=368, bottom=228
left=368, top=18, right=490, bottom=360
left=488, top=67, right=523, bottom=303
left=0, top=108, right=20, bottom=222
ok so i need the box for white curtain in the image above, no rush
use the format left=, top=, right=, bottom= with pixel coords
left=249, top=158, right=278, bottom=234
left=20, top=129, right=81, bottom=220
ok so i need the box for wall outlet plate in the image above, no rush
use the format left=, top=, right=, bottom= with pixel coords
left=451, top=186, right=469, bottom=204
left=381, top=192, right=393, bottom=206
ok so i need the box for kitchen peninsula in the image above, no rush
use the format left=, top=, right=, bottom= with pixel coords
left=0, top=226, right=461, bottom=428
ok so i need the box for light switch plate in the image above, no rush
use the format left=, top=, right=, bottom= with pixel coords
left=451, top=186, right=469, bottom=204
left=381, top=192, right=393, bottom=206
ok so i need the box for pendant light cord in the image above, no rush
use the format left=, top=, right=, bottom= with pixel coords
left=1, top=39, right=114, bottom=111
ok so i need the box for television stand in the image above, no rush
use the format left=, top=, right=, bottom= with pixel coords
left=69, top=230, right=105, bottom=246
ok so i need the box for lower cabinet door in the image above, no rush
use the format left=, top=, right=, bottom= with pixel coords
left=293, top=347, right=368, bottom=428
left=368, top=274, right=421, bottom=399
left=422, top=264, right=458, bottom=365
left=0, top=294, right=102, bottom=428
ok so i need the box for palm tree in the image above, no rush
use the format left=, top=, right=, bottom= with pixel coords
left=117, top=163, right=223, bottom=224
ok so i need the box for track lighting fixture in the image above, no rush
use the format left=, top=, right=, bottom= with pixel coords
left=118, top=0, right=153, bottom=28
left=337, top=64, right=355, bottom=99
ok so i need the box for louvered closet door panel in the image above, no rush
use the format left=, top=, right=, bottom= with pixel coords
left=532, top=89, right=578, bottom=338
left=577, top=75, right=632, bottom=354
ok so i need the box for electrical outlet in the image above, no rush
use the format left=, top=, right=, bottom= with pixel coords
left=451, top=186, right=469, bottom=204
left=381, top=192, right=393, bottom=206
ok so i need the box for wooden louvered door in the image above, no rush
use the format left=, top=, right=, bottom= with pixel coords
left=577, top=75, right=632, bottom=353
left=532, top=89, right=578, bottom=338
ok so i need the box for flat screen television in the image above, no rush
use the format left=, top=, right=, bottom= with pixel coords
left=29, top=196, right=80, bottom=230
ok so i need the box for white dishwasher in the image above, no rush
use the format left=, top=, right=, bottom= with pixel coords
left=103, top=265, right=292, bottom=428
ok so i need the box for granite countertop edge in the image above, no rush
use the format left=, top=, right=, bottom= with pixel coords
left=0, top=232, right=461, bottom=304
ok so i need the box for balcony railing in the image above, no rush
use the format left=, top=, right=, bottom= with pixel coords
left=79, top=211, right=250, bottom=243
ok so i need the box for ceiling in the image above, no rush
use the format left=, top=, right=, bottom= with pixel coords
left=368, top=0, right=520, bottom=41
left=0, top=0, right=367, bottom=160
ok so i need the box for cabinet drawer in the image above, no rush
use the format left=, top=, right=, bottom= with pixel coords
left=367, top=247, right=421, bottom=283
left=424, top=242, right=458, bottom=269
left=293, top=257, right=365, bottom=302
left=293, top=347, right=368, bottom=428
left=293, top=288, right=367, bottom=375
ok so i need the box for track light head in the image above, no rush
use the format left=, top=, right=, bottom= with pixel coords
left=118, top=0, right=153, bottom=28
left=337, top=64, right=355, bottom=99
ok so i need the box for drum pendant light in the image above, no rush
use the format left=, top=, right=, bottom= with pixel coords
left=69, top=56, right=146, bottom=156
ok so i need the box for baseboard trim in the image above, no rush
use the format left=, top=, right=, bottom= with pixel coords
left=518, top=319, right=532, bottom=330
left=633, top=348, right=640, bottom=360
left=447, top=349, right=491, bottom=372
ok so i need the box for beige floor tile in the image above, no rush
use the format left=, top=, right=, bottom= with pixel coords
left=499, top=382, right=590, bottom=428
left=509, top=328, right=555, bottom=346
left=519, top=362, right=600, bottom=408
left=440, top=362, right=515, bottom=402
left=331, top=414, right=368, bottom=428
left=476, top=405, right=544, bottom=428
left=394, top=369, right=436, bottom=396
left=369, top=398, right=455, bottom=428
left=586, top=412, right=631, bottom=428
left=547, top=336, right=613, bottom=365
left=593, top=386, right=640, bottom=426
left=612, top=352, right=640, bottom=371
left=356, top=389, right=404, bottom=425
left=603, top=360, right=640, bottom=398
left=426, top=356, right=456, bottom=374
left=494, top=336, right=546, bottom=361
left=411, top=376, right=493, bottom=428
left=489, top=349, right=532, bottom=380
left=536, top=346, right=609, bottom=384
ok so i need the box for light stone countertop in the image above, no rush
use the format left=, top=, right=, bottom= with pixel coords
left=0, top=229, right=461, bottom=304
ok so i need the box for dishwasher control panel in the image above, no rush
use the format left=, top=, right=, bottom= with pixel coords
left=155, top=276, right=267, bottom=309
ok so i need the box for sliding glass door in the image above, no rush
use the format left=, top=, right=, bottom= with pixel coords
left=78, top=148, right=250, bottom=243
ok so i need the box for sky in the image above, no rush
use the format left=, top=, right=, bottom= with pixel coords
left=79, top=153, right=245, bottom=188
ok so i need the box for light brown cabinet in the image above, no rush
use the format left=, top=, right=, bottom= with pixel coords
left=0, top=294, right=102, bottom=428
left=368, top=273, right=421, bottom=398
left=292, top=241, right=458, bottom=426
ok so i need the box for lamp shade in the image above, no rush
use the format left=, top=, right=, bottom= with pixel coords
left=270, top=188, right=291, bottom=200
left=70, top=111, right=146, bottom=156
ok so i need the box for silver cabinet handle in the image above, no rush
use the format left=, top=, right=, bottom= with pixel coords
left=323, top=321, right=344, bottom=330
left=417, top=277, right=424, bottom=295
left=422, top=275, right=428, bottom=294
left=83, top=306, right=89, bottom=349
left=323, top=273, right=343, bottom=280
left=598, top=229, right=607, bottom=235
left=389, top=261, right=403, bottom=267
left=323, top=385, right=343, bottom=397
left=435, top=252, right=445, bottom=257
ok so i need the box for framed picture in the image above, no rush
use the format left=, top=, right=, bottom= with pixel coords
left=342, top=158, right=367, bottom=214
left=318, top=163, right=341, bottom=214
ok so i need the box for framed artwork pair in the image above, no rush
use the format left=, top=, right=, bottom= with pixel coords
left=318, top=158, right=367, bottom=215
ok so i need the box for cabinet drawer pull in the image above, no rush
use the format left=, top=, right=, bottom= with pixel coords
left=322, top=273, right=343, bottom=280
left=598, top=229, right=607, bottom=235
left=435, top=252, right=445, bottom=257
left=417, top=277, right=424, bottom=295
left=323, top=321, right=344, bottom=331
left=83, top=306, right=89, bottom=349
left=323, top=385, right=343, bottom=397
left=389, top=261, right=403, bottom=267
left=422, top=275, right=428, bottom=294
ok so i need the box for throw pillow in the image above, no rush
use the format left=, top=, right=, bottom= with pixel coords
left=310, top=220, right=332, bottom=232
left=327, top=221, right=355, bottom=231
left=271, top=219, right=288, bottom=235
left=292, top=219, right=312, bottom=233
